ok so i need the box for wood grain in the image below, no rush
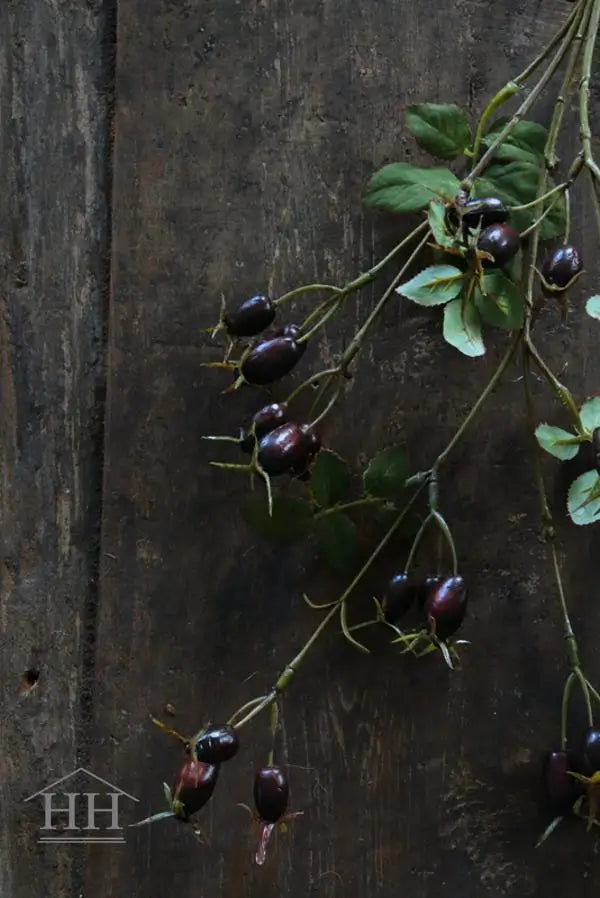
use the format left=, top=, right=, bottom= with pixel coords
left=3, top=0, right=600, bottom=895
left=0, top=1, right=112, bottom=896
left=91, top=1, right=600, bottom=895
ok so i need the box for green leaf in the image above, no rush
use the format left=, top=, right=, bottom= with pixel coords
left=483, top=118, right=548, bottom=163
left=580, top=397, right=600, bottom=433
left=443, top=298, right=485, bottom=357
left=539, top=190, right=567, bottom=242
left=534, top=424, right=580, bottom=460
left=405, top=103, right=472, bottom=160
left=396, top=264, right=464, bottom=306
left=363, top=163, right=460, bottom=213
left=474, top=271, right=524, bottom=330
left=241, top=495, right=313, bottom=542
left=363, top=446, right=408, bottom=497
left=586, top=296, right=600, bottom=320
left=567, top=470, right=600, bottom=526
left=310, top=450, right=350, bottom=508
left=313, top=513, right=358, bottom=573
left=428, top=200, right=455, bottom=248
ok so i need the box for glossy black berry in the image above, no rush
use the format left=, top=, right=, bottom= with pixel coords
left=477, top=223, right=521, bottom=268
left=462, top=197, right=508, bottom=229
left=258, top=422, right=311, bottom=476
left=240, top=403, right=288, bottom=453
left=382, top=572, right=419, bottom=623
left=173, top=758, right=219, bottom=818
left=417, top=575, right=443, bottom=608
left=290, top=426, right=321, bottom=476
left=579, top=727, right=600, bottom=775
left=194, top=724, right=239, bottom=764
left=424, top=575, right=467, bottom=640
left=541, top=245, right=583, bottom=292
left=593, top=427, right=600, bottom=474
left=303, top=427, right=321, bottom=456
left=274, top=323, right=302, bottom=340
left=223, top=295, right=276, bottom=337
left=541, top=750, right=581, bottom=815
left=254, top=766, right=289, bottom=823
left=241, top=335, right=306, bottom=385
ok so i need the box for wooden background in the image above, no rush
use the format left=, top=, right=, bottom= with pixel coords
left=2, top=0, right=600, bottom=896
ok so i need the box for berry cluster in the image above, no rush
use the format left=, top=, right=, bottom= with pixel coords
left=135, top=720, right=300, bottom=865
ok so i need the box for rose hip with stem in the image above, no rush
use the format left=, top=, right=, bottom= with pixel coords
left=249, top=765, right=303, bottom=865
left=222, top=294, right=276, bottom=337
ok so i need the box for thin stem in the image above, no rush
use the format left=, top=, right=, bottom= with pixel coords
left=580, top=0, right=600, bottom=178
left=586, top=679, right=600, bottom=708
left=297, top=221, right=430, bottom=343
left=309, top=386, right=341, bottom=429
left=313, top=496, right=387, bottom=520
left=472, top=0, right=584, bottom=164
left=522, top=311, right=592, bottom=727
left=299, top=293, right=344, bottom=331
left=436, top=332, right=522, bottom=469
left=340, top=226, right=430, bottom=375
left=342, top=220, right=430, bottom=293
left=466, top=3, right=585, bottom=183
left=284, top=367, right=340, bottom=404
left=515, top=0, right=585, bottom=85
left=518, top=195, right=561, bottom=239
left=227, top=695, right=269, bottom=727
left=561, top=672, right=576, bottom=750
left=233, top=484, right=426, bottom=729
left=431, top=511, right=458, bottom=576
left=526, top=339, right=583, bottom=432
left=405, top=513, right=433, bottom=572
left=275, top=284, right=342, bottom=306
left=509, top=181, right=569, bottom=212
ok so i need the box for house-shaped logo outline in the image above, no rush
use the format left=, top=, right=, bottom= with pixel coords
left=24, top=767, right=139, bottom=804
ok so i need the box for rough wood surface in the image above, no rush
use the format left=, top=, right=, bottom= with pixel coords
left=3, top=0, right=600, bottom=896
left=0, top=2, right=111, bottom=897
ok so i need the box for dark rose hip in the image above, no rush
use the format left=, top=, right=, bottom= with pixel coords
left=424, top=575, right=467, bottom=640
left=541, top=244, right=583, bottom=292
left=477, top=223, right=521, bottom=269
left=258, top=422, right=311, bottom=476
left=172, top=758, right=219, bottom=818
left=541, top=750, right=580, bottom=815
left=382, top=572, right=419, bottom=623
left=194, top=724, right=239, bottom=764
left=417, top=575, right=443, bottom=608
left=223, top=294, right=276, bottom=337
left=240, top=403, right=288, bottom=453
left=241, top=335, right=306, bottom=385
left=254, top=766, right=289, bottom=823
left=462, top=196, right=508, bottom=229
left=579, top=727, right=600, bottom=775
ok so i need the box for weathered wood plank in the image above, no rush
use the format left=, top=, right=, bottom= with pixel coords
left=0, top=2, right=112, bottom=895
left=91, top=1, right=600, bottom=896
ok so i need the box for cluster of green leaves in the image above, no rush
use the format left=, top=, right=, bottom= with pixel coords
left=535, top=397, right=600, bottom=526
left=241, top=446, right=408, bottom=572
left=395, top=245, right=523, bottom=357
left=363, top=103, right=567, bottom=357
left=364, top=103, right=565, bottom=239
